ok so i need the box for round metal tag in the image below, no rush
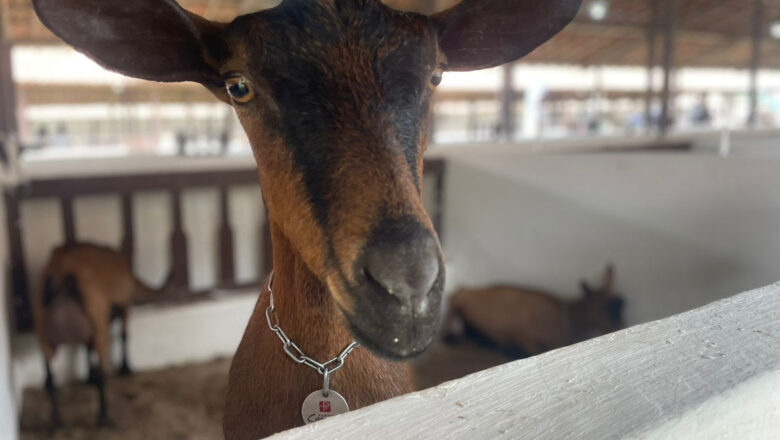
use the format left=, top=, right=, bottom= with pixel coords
left=301, top=390, right=349, bottom=424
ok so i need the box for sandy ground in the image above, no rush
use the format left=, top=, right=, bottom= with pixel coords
left=20, top=342, right=509, bottom=440
left=20, top=359, right=228, bottom=440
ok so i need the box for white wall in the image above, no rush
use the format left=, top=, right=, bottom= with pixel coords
left=272, top=283, right=780, bottom=440
left=441, top=150, right=780, bottom=326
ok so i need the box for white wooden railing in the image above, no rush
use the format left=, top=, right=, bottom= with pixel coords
left=272, top=282, right=780, bottom=440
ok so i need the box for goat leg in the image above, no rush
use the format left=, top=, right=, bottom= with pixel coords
left=93, top=369, right=111, bottom=427
left=44, top=362, right=62, bottom=430
left=117, top=309, right=132, bottom=376
left=90, top=309, right=112, bottom=427
left=85, top=344, right=101, bottom=385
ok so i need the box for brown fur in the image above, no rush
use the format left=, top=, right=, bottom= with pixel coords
left=222, top=5, right=442, bottom=294
left=223, top=8, right=440, bottom=437
left=224, top=228, right=412, bottom=439
left=445, top=266, right=625, bottom=357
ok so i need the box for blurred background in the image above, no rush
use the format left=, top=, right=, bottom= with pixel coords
left=2, top=0, right=780, bottom=439
left=7, top=0, right=780, bottom=152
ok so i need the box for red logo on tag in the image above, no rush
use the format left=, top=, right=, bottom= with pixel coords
left=319, top=401, right=331, bottom=413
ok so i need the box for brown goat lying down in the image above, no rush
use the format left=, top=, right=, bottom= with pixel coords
left=444, top=265, right=625, bottom=358
left=33, top=243, right=166, bottom=428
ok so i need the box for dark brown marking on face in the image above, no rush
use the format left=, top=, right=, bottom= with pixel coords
left=220, top=0, right=445, bottom=357
left=224, top=0, right=441, bottom=280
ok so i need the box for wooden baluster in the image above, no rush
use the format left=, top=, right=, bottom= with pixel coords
left=61, top=196, right=76, bottom=245
left=121, top=193, right=134, bottom=265
left=218, top=186, right=235, bottom=287
left=424, top=159, right=446, bottom=245
left=170, top=188, right=189, bottom=293
left=5, top=189, right=32, bottom=331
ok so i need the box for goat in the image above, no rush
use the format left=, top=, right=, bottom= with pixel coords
left=444, top=265, right=625, bottom=358
left=33, top=243, right=165, bottom=427
left=32, top=0, right=582, bottom=437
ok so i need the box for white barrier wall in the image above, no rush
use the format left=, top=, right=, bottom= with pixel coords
left=440, top=150, right=780, bottom=326
left=273, top=283, right=780, bottom=439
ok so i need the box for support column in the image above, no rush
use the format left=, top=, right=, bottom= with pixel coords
left=748, top=0, right=764, bottom=127
left=499, top=63, right=515, bottom=141
left=645, top=0, right=660, bottom=131
left=660, top=0, right=677, bottom=135
left=0, top=6, right=18, bottom=139
left=1, top=8, right=28, bottom=331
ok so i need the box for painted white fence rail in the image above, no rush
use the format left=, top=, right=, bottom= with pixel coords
left=273, top=283, right=780, bottom=440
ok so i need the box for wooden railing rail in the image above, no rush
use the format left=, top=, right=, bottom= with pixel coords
left=6, top=159, right=446, bottom=332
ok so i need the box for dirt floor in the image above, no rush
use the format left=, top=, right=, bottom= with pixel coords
left=20, top=342, right=509, bottom=440
left=20, top=358, right=228, bottom=440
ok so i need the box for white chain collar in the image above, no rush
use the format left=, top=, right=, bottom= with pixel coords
left=263, top=271, right=360, bottom=396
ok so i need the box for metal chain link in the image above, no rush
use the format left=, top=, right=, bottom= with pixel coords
left=263, top=271, right=360, bottom=381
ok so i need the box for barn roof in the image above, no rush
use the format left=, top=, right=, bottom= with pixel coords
left=2, top=0, right=779, bottom=69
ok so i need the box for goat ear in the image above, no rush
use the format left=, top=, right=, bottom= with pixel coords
left=33, top=0, right=227, bottom=91
left=432, top=0, right=582, bottom=71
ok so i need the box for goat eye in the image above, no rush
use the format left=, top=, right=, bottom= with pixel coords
left=225, top=76, right=254, bottom=103
left=431, top=69, right=443, bottom=87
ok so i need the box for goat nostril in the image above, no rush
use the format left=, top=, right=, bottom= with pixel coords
left=364, top=236, right=440, bottom=304
left=363, top=265, right=396, bottom=298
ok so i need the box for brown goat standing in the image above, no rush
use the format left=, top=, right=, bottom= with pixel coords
left=445, top=265, right=625, bottom=358
left=32, top=0, right=583, bottom=437
left=33, top=243, right=164, bottom=427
